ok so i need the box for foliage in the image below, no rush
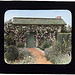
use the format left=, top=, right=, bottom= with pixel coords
left=66, top=25, right=72, bottom=33
left=5, top=47, right=35, bottom=64
left=57, top=33, right=71, bottom=53
left=45, top=41, right=61, bottom=63
left=4, top=21, right=59, bottom=47
left=55, top=53, right=71, bottom=64
left=23, top=49, right=32, bottom=57
left=61, top=25, right=72, bottom=33
left=57, top=33, right=71, bottom=45
left=48, top=39, right=53, bottom=46
left=4, top=45, right=19, bottom=62
left=4, top=52, right=8, bottom=60
left=4, top=33, right=16, bottom=46
left=41, top=41, right=49, bottom=50
left=19, top=48, right=32, bottom=59
left=61, top=26, right=67, bottom=33
left=19, top=51, right=25, bottom=59
left=45, top=33, right=72, bottom=63
left=4, top=46, right=8, bottom=53
left=17, top=56, right=35, bottom=64
left=45, top=46, right=57, bottom=63
left=19, top=50, right=32, bottom=59
left=16, top=42, right=24, bottom=48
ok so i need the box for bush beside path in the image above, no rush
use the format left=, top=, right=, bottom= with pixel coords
left=28, top=48, right=53, bottom=64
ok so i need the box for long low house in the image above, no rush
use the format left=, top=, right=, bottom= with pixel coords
left=5, top=16, right=66, bottom=48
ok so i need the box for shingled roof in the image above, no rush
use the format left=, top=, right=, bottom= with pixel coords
left=12, top=17, right=66, bottom=25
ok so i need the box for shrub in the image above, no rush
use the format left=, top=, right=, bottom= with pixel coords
left=24, top=49, right=32, bottom=57
left=57, top=33, right=71, bottom=45
left=45, top=47, right=57, bottom=63
left=19, top=51, right=25, bottom=59
left=16, top=42, right=24, bottom=48
left=45, top=46, right=71, bottom=64
left=4, top=52, right=8, bottom=59
left=18, top=56, right=35, bottom=64
left=4, top=33, right=16, bottom=46
left=55, top=53, right=72, bottom=64
left=44, top=33, right=72, bottom=64
left=19, top=49, right=32, bottom=59
left=4, top=46, right=8, bottom=53
left=41, top=41, right=49, bottom=50
left=62, top=25, right=72, bottom=33
left=57, top=33, right=71, bottom=53
left=4, top=45, right=19, bottom=62
left=45, top=40, right=71, bottom=64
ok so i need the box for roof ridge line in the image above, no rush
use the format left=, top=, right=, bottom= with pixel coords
left=13, top=17, right=62, bottom=20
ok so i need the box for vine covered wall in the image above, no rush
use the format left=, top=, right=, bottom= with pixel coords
left=4, top=22, right=63, bottom=47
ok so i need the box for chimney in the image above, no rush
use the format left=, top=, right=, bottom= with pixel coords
left=55, top=16, right=61, bottom=19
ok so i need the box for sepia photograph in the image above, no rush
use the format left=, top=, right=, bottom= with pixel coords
left=4, top=10, right=72, bottom=64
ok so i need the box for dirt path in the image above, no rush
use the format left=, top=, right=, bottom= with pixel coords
left=28, top=48, right=53, bottom=64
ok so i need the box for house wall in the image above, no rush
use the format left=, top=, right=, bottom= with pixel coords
left=7, top=23, right=63, bottom=47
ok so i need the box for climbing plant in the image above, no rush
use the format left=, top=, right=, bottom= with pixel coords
left=4, top=21, right=60, bottom=48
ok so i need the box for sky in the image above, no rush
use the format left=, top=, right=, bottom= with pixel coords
left=4, top=10, right=72, bottom=27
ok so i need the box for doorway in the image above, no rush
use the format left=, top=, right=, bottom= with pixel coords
left=26, top=32, right=36, bottom=48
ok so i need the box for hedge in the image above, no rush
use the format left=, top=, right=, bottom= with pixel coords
left=57, top=33, right=71, bottom=45
left=4, top=45, right=19, bottom=62
left=57, top=33, right=71, bottom=53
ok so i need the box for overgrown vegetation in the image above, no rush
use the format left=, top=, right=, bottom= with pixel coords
left=40, top=41, right=49, bottom=50
left=4, top=47, right=35, bottom=64
left=4, top=46, right=8, bottom=53
left=4, top=20, right=72, bottom=64
left=16, top=48, right=35, bottom=64
left=17, top=56, right=35, bottom=64
left=4, top=32, right=16, bottom=46
left=16, top=42, right=24, bottom=48
left=61, top=25, right=72, bottom=33
left=45, top=33, right=72, bottom=64
left=4, top=45, right=19, bottom=62
left=4, top=21, right=35, bottom=64
left=19, top=48, right=32, bottom=59
left=57, top=33, right=71, bottom=53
